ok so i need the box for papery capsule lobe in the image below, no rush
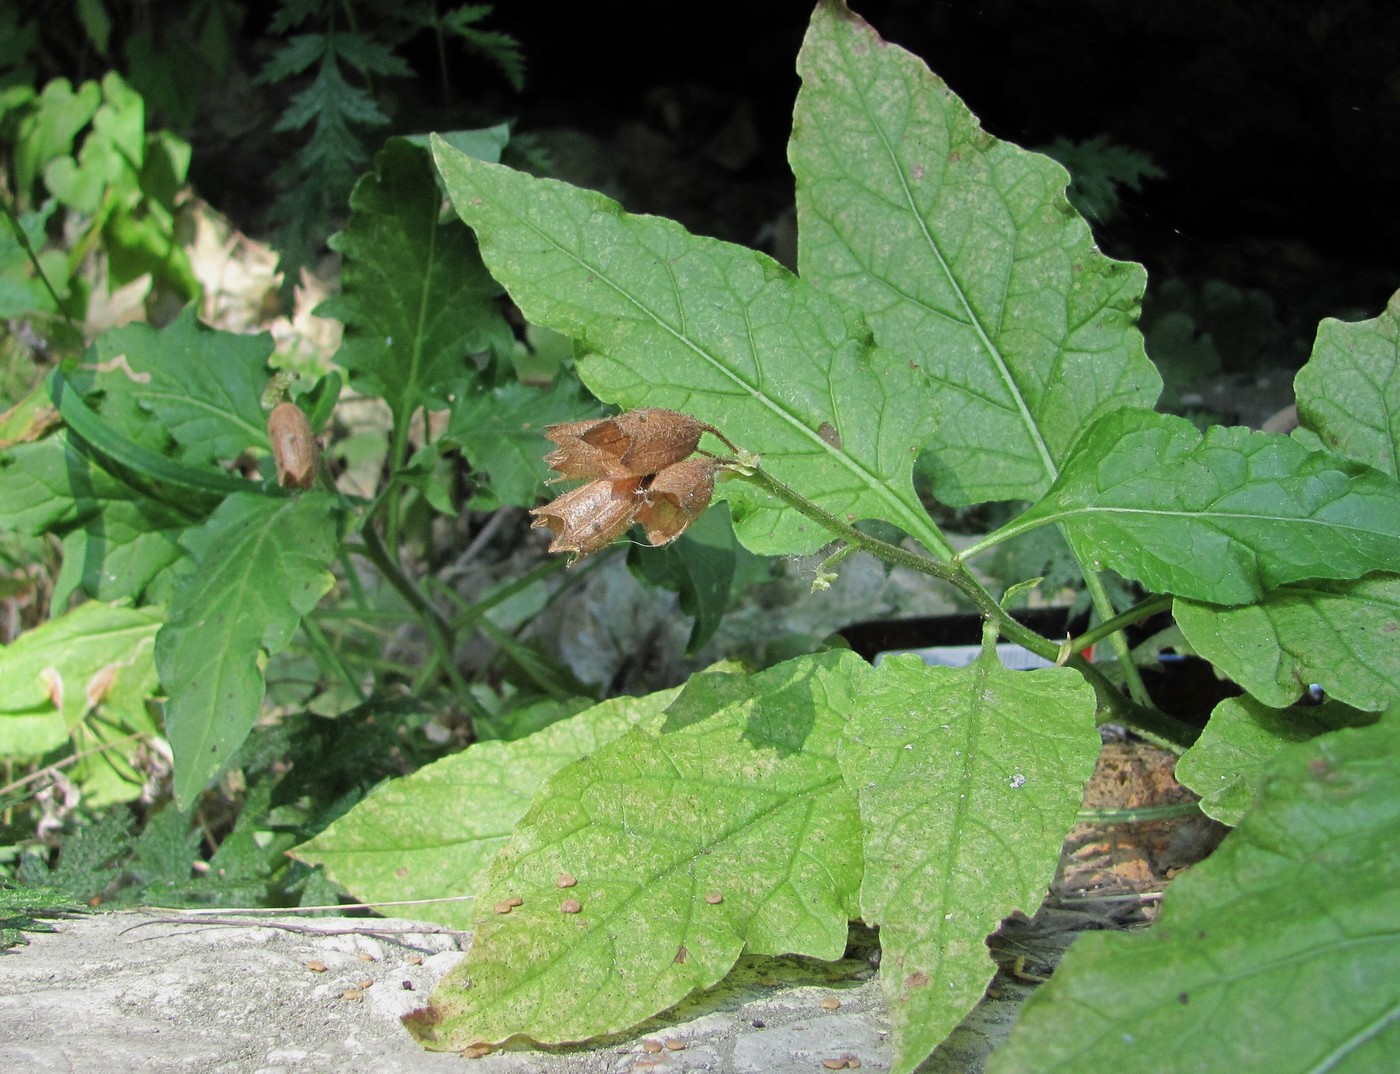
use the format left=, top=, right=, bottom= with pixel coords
left=543, top=408, right=706, bottom=480
left=268, top=402, right=318, bottom=490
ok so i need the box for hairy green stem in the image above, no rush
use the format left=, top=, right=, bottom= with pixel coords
left=1069, top=594, right=1174, bottom=655
left=736, top=464, right=1197, bottom=750
left=1078, top=560, right=1153, bottom=708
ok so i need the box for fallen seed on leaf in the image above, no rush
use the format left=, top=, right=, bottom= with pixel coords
left=820, top=996, right=841, bottom=1010
left=561, top=898, right=582, bottom=913
left=674, top=945, right=687, bottom=963
left=664, top=1039, right=686, bottom=1051
left=846, top=1059, right=862, bottom=1069
left=493, top=901, right=514, bottom=914
left=704, top=891, right=723, bottom=904
left=641, top=1040, right=663, bottom=1053
left=822, top=1061, right=847, bottom=1071
left=557, top=873, right=577, bottom=888
left=506, top=896, right=523, bottom=907
left=305, top=960, right=327, bottom=973
left=460, top=1044, right=492, bottom=1059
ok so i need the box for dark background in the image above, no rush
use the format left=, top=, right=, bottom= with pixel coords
left=472, top=0, right=1400, bottom=361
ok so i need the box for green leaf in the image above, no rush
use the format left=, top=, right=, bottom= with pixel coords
left=989, top=716, right=1400, bottom=1074
left=1002, top=409, right=1400, bottom=605
left=1295, top=290, right=1400, bottom=479
left=0, top=600, right=161, bottom=758
left=1175, top=695, right=1378, bottom=825
left=628, top=504, right=737, bottom=654
left=317, top=138, right=511, bottom=420
left=1175, top=574, right=1400, bottom=711
left=0, top=433, right=188, bottom=604
left=291, top=687, right=679, bottom=929
left=791, top=1, right=1160, bottom=506
left=839, top=652, right=1099, bottom=1074
left=410, top=651, right=866, bottom=1049
left=86, top=307, right=274, bottom=464
left=156, top=492, right=340, bottom=807
left=14, top=78, right=101, bottom=199
left=442, top=376, right=601, bottom=509
left=431, top=134, right=945, bottom=558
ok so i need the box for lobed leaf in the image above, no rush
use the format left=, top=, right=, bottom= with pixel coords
left=1002, top=409, right=1400, bottom=605
left=291, top=688, right=678, bottom=929
left=838, top=652, right=1099, bottom=1074
left=410, top=651, right=866, bottom=1049
left=1176, top=695, right=1377, bottom=825
left=792, top=0, right=1160, bottom=506
left=316, top=138, right=511, bottom=420
left=1175, top=575, right=1400, bottom=711
left=1294, top=289, right=1400, bottom=479
left=156, top=492, right=340, bottom=807
left=990, top=717, right=1400, bottom=1074
left=431, top=135, right=944, bottom=558
left=85, top=306, right=273, bottom=465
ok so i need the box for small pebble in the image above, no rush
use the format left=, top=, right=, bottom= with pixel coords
left=641, top=1040, right=663, bottom=1054
left=340, top=989, right=363, bottom=1001
left=822, top=1061, right=847, bottom=1071
left=305, top=960, right=327, bottom=973
left=401, top=980, right=414, bottom=990
left=357, top=951, right=375, bottom=962
left=664, top=1038, right=686, bottom=1051
left=820, top=996, right=841, bottom=1010
left=561, top=898, right=582, bottom=914
left=406, top=954, right=424, bottom=965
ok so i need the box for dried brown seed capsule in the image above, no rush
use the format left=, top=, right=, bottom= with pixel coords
left=637, top=457, right=717, bottom=546
left=560, top=898, right=582, bottom=914
left=267, top=402, right=318, bottom=490
left=529, top=477, right=644, bottom=562
left=543, top=409, right=707, bottom=481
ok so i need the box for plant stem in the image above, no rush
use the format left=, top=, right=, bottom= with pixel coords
left=1068, top=594, right=1173, bottom=655
left=736, top=464, right=1198, bottom=750
left=1079, top=560, right=1154, bottom=708
left=299, top=618, right=368, bottom=704
left=359, top=522, right=489, bottom=724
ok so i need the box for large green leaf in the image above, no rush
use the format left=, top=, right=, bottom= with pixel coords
left=409, top=651, right=866, bottom=1049
left=1175, top=575, right=1400, bottom=711
left=792, top=0, right=1160, bottom=506
left=85, top=306, right=273, bottom=464
left=156, top=492, right=340, bottom=807
left=839, top=652, right=1099, bottom=1074
left=290, top=687, right=679, bottom=929
left=431, top=135, right=945, bottom=558
left=999, top=409, right=1400, bottom=605
left=989, top=716, right=1400, bottom=1074
left=1175, top=695, right=1377, bottom=825
left=0, top=434, right=188, bottom=605
left=316, top=138, right=511, bottom=420
left=0, top=600, right=161, bottom=757
left=1295, top=290, right=1399, bottom=479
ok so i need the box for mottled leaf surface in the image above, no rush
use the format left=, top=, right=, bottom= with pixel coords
left=991, top=717, right=1400, bottom=1074
left=1175, top=575, right=1400, bottom=711
left=839, top=653, right=1098, bottom=1074
left=1005, top=409, right=1400, bottom=604
left=1176, top=695, right=1378, bottom=825
left=432, top=135, right=943, bottom=557
left=291, top=688, right=679, bottom=929
left=156, top=492, right=339, bottom=806
left=792, top=0, right=1159, bottom=505
left=411, top=651, right=866, bottom=1048
left=1295, top=290, right=1400, bottom=479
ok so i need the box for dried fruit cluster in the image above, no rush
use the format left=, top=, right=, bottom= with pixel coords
left=530, top=409, right=730, bottom=561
